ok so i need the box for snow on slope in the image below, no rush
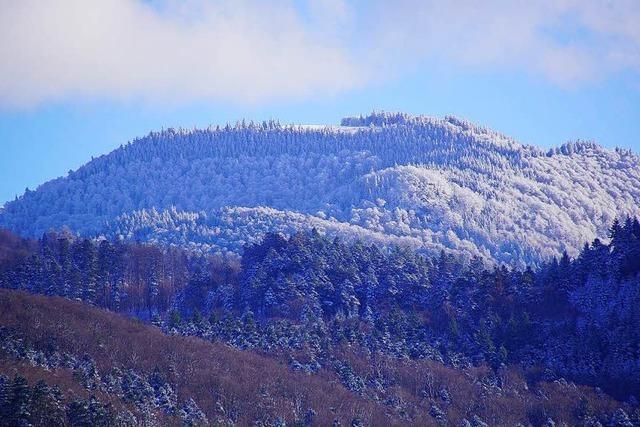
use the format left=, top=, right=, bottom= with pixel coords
left=1, top=112, right=639, bottom=265
left=106, top=206, right=426, bottom=257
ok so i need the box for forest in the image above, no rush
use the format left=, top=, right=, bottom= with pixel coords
left=0, top=216, right=639, bottom=425
left=2, top=112, right=639, bottom=266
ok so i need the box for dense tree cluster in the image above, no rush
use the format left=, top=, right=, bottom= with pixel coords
left=1, top=112, right=639, bottom=265
left=0, top=230, right=193, bottom=317
left=2, top=217, right=640, bottom=405
left=0, top=374, right=124, bottom=427
left=0, top=326, right=186, bottom=422
left=165, top=218, right=640, bottom=401
left=106, top=206, right=426, bottom=258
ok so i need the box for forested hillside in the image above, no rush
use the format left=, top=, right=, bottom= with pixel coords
left=2, top=289, right=633, bottom=426
left=0, top=290, right=392, bottom=426
left=1, top=217, right=640, bottom=425
left=2, top=112, right=639, bottom=265
left=2, top=111, right=640, bottom=424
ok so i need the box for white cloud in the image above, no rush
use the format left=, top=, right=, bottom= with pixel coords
left=365, top=0, right=640, bottom=86
left=0, top=0, right=364, bottom=108
left=0, top=0, right=639, bottom=109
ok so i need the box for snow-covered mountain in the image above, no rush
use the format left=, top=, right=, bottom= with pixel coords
left=2, top=112, right=639, bottom=265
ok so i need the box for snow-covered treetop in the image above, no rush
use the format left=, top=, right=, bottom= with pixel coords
left=1, top=112, right=638, bottom=265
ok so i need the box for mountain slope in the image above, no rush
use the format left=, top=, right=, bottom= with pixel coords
left=2, top=112, right=639, bottom=265
left=1, top=288, right=634, bottom=426
left=0, top=289, right=392, bottom=425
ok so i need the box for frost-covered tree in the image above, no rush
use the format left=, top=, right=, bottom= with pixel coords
left=2, top=112, right=639, bottom=266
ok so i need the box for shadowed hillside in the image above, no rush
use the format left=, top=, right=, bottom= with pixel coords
left=2, top=214, right=640, bottom=425
left=1, top=289, right=634, bottom=426
left=0, top=290, right=391, bottom=425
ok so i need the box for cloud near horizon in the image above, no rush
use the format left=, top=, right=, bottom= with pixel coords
left=0, top=0, right=639, bottom=109
left=0, top=0, right=365, bottom=108
left=370, top=0, right=640, bottom=86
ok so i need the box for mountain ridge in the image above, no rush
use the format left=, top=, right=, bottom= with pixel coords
left=2, top=112, right=639, bottom=265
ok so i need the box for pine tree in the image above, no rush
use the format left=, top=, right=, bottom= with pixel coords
left=66, top=398, right=91, bottom=426
left=0, top=374, right=9, bottom=422
left=87, top=396, right=117, bottom=426
left=29, top=380, right=65, bottom=426
left=179, top=398, right=208, bottom=426
left=8, top=375, right=31, bottom=427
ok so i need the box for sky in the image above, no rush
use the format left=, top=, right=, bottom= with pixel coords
left=1, top=0, right=639, bottom=205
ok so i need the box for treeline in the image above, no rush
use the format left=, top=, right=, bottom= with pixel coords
left=0, top=230, right=199, bottom=316
left=1, top=218, right=640, bottom=402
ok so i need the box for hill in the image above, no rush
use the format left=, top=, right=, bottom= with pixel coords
left=1, top=289, right=635, bottom=426
left=2, top=221, right=640, bottom=425
left=0, top=289, right=392, bottom=425
left=1, top=112, right=639, bottom=265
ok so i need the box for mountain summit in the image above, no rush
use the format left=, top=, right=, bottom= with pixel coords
left=2, top=112, right=639, bottom=265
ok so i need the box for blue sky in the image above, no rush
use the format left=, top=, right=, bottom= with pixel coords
left=1, top=0, right=639, bottom=205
